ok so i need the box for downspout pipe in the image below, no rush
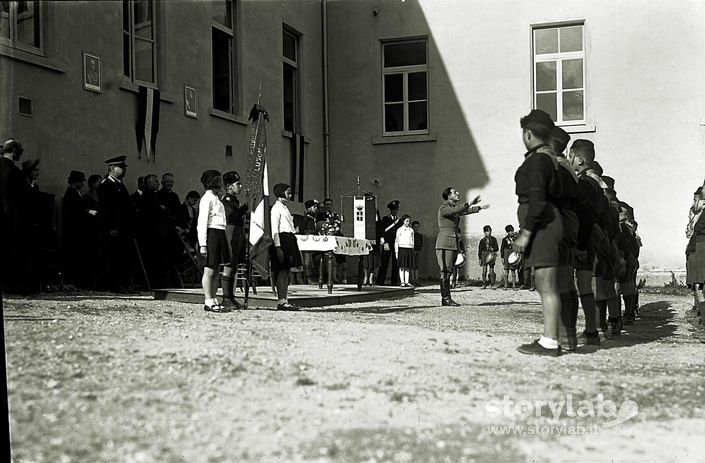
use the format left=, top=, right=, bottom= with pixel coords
left=322, top=0, right=330, bottom=198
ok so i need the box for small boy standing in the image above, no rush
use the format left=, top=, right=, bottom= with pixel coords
left=478, top=225, right=499, bottom=289
left=500, top=225, right=518, bottom=289
left=395, top=215, right=415, bottom=287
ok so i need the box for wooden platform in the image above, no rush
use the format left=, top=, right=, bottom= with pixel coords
left=153, top=284, right=415, bottom=308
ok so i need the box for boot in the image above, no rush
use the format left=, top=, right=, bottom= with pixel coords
left=623, top=296, right=635, bottom=325
left=597, top=301, right=608, bottom=334
left=609, top=317, right=621, bottom=336
left=441, top=277, right=460, bottom=306
left=220, top=275, right=242, bottom=310
left=489, top=270, right=496, bottom=288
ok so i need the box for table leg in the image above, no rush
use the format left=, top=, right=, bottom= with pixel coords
left=357, top=255, right=364, bottom=291
left=318, top=253, right=324, bottom=289
left=327, top=251, right=334, bottom=294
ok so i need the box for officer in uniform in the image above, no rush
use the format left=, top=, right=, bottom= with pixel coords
left=436, top=188, right=487, bottom=305
left=376, top=200, right=403, bottom=286
left=96, top=155, right=135, bottom=293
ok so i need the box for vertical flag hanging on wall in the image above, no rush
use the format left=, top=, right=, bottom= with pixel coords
left=136, top=86, right=160, bottom=162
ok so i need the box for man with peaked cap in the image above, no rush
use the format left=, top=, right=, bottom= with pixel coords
left=376, top=199, right=403, bottom=285
left=436, top=188, right=487, bottom=306
left=97, top=156, right=135, bottom=293
left=219, top=170, right=248, bottom=309
left=62, top=170, right=88, bottom=286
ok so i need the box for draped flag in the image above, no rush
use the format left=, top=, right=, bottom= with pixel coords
left=136, top=86, right=160, bottom=162
left=290, top=133, right=305, bottom=202
left=245, top=104, right=272, bottom=278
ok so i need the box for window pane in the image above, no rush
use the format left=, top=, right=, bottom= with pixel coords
left=562, top=58, right=583, bottom=89
left=211, top=0, right=231, bottom=28
left=535, top=29, right=558, bottom=54
left=535, top=61, right=556, bottom=91
left=562, top=90, right=584, bottom=121
left=0, top=2, right=10, bottom=40
left=560, top=26, right=582, bottom=52
left=384, top=41, right=426, bottom=67
left=536, top=93, right=557, bottom=121
left=123, top=33, right=131, bottom=77
left=122, top=0, right=129, bottom=31
left=283, top=29, right=296, bottom=62
left=409, top=101, right=428, bottom=131
left=384, top=74, right=402, bottom=102
left=212, top=28, right=231, bottom=111
left=283, top=63, right=296, bottom=131
left=385, top=104, right=403, bottom=132
left=408, top=72, right=427, bottom=101
left=134, top=0, right=152, bottom=26
left=135, top=38, right=154, bottom=82
left=16, top=1, right=40, bottom=48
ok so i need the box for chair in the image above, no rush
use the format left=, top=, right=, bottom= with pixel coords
left=172, top=230, right=204, bottom=288
left=234, top=263, right=277, bottom=296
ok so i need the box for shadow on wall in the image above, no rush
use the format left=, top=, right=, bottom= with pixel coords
left=326, top=0, right=488, bottom=281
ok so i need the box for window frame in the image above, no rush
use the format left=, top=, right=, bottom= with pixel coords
left=123, top=0, right=158, bottom=88
left=531, top=21, right=586, bottom=126
left=0, top=0, right=44, bottom=55
left=381, top=38, right=429, bottom=136
left=211, top=0, right=236, bottom=114
left=282, top=25, right=300, bottom=134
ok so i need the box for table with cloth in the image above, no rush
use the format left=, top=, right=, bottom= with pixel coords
left=295, top=235, right=373, bottom=293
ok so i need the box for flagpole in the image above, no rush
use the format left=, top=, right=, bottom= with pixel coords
left=243, top=91, right=264, bottom=310
left=243, top=119, right=260, bottom=310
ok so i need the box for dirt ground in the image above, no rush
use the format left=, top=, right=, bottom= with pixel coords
left=4, top=284, right=705, bottom=463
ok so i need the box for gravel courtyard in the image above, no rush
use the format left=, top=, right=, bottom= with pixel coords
left=4, top=285, right=705, bottom=462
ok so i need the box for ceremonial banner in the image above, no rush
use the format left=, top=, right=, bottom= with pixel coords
left=245, top=106, right=272, bottom=278
left=136, top=86, right=160, bottom=162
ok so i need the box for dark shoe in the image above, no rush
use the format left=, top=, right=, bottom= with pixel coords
left=441, top=297, right=461, bottom=307
left=221, top=297, right=242, bottom=310
left=277, top=302, right=300, bottom=311
left=579, top=330, right=601, bottom=346
left=517, top=340, right=561, bottom=357
left=204, top=303, right=230, bottom=313
left=559, top=336, right=578, bottom=352
left=529, top=286, right=536, bottom=291
left=519, top=285, right=531, bottom=290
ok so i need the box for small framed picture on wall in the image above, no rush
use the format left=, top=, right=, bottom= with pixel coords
left=184, top=85, right=197, bottom=118
left=82, top=51, right=102, bottom=93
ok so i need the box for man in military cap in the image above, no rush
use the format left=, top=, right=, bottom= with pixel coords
left=97, top=156, right=135, bottom=293
left=376, top=199, right=403, bottom=286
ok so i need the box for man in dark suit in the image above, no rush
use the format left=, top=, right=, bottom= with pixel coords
left=96, top=155, right=135, bottom=293
left=62, top=170, right=87, bottom=287
left=0, top=139, right=31, bottom=293
left=376, top=200, right=403, bottom=286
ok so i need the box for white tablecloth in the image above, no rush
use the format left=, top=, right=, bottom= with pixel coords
left=296, top=235, right=372, bottom=256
